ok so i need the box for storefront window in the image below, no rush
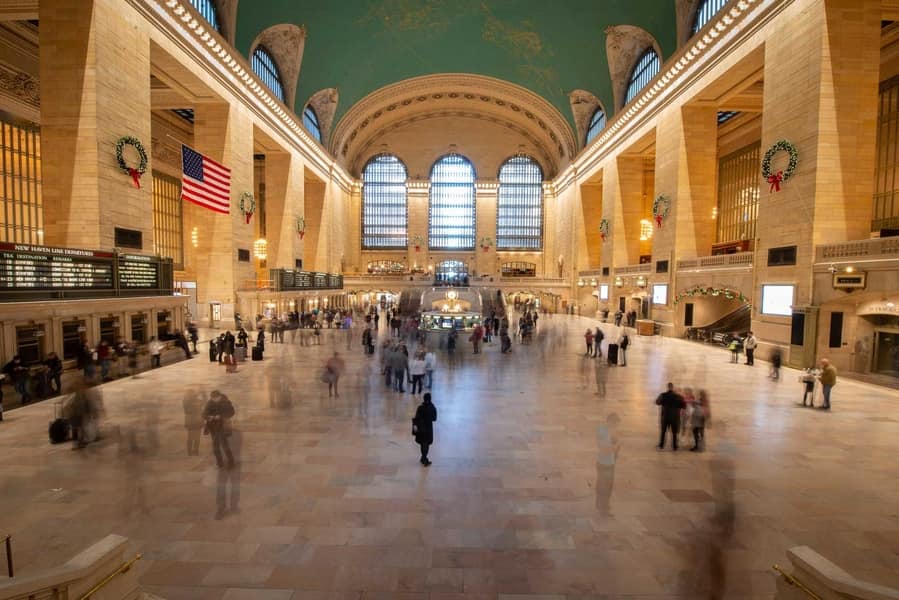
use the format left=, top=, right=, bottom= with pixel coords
left=62, top=320, right=84, bottom=360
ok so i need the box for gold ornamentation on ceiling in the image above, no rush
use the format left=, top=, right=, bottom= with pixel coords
left=340, top=90, right=566, bottom=159
left=0, top=63, right=39, bottom=107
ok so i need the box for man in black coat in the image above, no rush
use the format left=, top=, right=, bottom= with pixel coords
left=656, top=383, right=686, bottom=451
left=413, top=392, right=437, bottom=466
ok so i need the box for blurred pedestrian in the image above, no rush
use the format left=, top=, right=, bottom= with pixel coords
left=819, top=358, right=836, bottom=410
left=656, top=382, right=685, bottom=451
left=203, top=390, right=235, bottom=469
left=690, top=390, right=711, bottom=451
left=412, top=392, right=437, bottom=466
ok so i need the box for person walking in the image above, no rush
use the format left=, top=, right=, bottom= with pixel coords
left=690, top=390, right=711, bottom=451
left=412, top=392, right=437, bottom=466
left=409, top=351, right=426, bottom=395
left=324, top=352, right=346, bottom=398
left=584, top=329, right=594, bottom=357
left=424, top=348, right=437, bottom=389
left=618, top=332, right=630, bottom=366
left=744, top=331, right=758, bottom=365
left=818, top=358, right=836, bottom=410
left=148, top=336, right=163, bottom=368
left=44, top=352, right=63, bottom=395
left=594, top=327, right=604, bottom=358
left=3, top=355, right=31, bottom=405
left=656, top=383, right=686, bottom=451
left=470, top=323, right=484, bottom=354
left=728, top=338, right=741, bottom=363
left=203, top=390, right=235, bottom=469
left=183, top=387, right=204, bottom=456
left=770, top=347, right=782, bottom=380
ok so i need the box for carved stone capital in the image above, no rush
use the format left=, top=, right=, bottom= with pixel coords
left=0, top=62, right=39, bottom=107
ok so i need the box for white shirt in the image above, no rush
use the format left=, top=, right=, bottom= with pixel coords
left=424, top=351, right=437, bottom=371
left=409, top=358, right=427, bottom=376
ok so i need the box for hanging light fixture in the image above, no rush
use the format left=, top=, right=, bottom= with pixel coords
left=640, top=219, right=653, bottom=241
left=253, top=238, right=268, bottom=260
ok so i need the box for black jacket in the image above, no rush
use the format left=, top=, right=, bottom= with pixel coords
left=656, top=391, right=685, bottom=420
left=413, top=401, right=437, bottom=445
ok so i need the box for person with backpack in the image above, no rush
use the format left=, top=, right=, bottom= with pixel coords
left=619, top=332, right=630, bottom=366
left=412, top=392, right=438, bottom=466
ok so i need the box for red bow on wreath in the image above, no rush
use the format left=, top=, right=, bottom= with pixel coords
left=600, top=232, right=606, bottom=242
left=767, top=170, right=784, bottom=193
left=127, top=168, right=142, bottom=189
left=655, top=214, right=664, bottom=228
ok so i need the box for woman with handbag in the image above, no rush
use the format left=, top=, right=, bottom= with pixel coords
left=412, top=392, right=437, bottom=466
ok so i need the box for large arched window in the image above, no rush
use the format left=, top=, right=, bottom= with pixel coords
left=692, top=0, right=729, bottom=34
left=303, top=106, right=322, bottom=143
left=625, top=48, right=660, bottom=104
left=188, top=0, right=220, bottom=32
left=251, top=46, right=285, bottom=103
left=429, top=154, right=476, bottom=250
left=497, top=155, right=543, bottom=250
left=362, top=154, right=408, bottom=249
left=585, top=108, right=606, bottom=145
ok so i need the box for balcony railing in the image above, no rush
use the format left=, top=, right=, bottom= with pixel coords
left=613, top=263, right=651, bottom=275
left=677, top=252, right=753, bottom=271
left=816, top=237, right=899, bottom=262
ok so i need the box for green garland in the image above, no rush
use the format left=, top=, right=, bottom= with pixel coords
left=410, top=234, right=424, bottom=250
left=479, top=236, right=494, bottom=249
left=599, top=218, right=610, bottom=241
left=761, top=140, right=798, bottom=191
left=239, top=192, right=256, bottom=223
left=673, top=285, right=751, bottom=307
left=296, top=216, right=306, bottom=238
left=115, top=136, right=148, bottom=187
left=652, top=194, right=671, bottom=228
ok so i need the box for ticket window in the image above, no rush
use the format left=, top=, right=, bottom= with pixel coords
left=130, top=314, right=147, bottom=344
left=16, top=325, right=45, bottom=365
left=157, top=311, right=171, bottom=339
left=62, top=320, right=85, bottom=360
left=99, top=317, right=118, bottom=345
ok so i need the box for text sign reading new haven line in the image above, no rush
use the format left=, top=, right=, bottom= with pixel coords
left=0, top=242, right=114, bottom=289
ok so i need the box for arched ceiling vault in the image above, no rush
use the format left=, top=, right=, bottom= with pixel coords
left=332, top=73, right=577, bottom=179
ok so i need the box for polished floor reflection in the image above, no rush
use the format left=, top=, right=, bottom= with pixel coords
left=1, top=314, right=897, bottom=600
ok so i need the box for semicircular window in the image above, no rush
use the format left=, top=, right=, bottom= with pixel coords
left=625, top=48, right=660, bottom=104
left=692, top=0, right=729, bottom=34
left=302, top=106, right=322, bottom=143
left=188, top=0, right=220, bottom=32
left=362, top=154, right=408, bottom=250
left=251, top=46, right=284, bottom=103
left=497, top=155, right=543, bottom=250
left=585, top=108, right=606, bottom=145
left=429, top=154, right=476, bottom=251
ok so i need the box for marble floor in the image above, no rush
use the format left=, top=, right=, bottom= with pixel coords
left=1, top=314, right=897, bottom=600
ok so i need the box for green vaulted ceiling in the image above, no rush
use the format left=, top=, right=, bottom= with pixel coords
left=235, top=0, right=677, bottom=133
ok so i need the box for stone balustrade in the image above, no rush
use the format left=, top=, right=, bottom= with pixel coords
left=775, top=546, right=899, bottom=600
left=676, top=251, right=754, bottom=271
left=613, top=263, right=652, bottom=275
left=816, top=237, right=899, bottom=262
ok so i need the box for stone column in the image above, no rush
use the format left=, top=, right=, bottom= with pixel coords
left=40, top=0, right=153, bottom=251
left=609, top=156, right=644, bottom=266
left=264, top=151, right=304, bottom=270
left=475, top=183, right=498, bottom=277
left=189, top=102, right=255, bottom=326
left=407, top=183, right=429, bottom=272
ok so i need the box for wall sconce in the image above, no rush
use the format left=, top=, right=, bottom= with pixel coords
left=636, top=276, right=647, bottom=288
left=589, top=278, right=597, bottom=286
left=253, top=238, right=268, bottom=260
left=577, top=279, right=585, bottom=287
left=711, top=207, right=718, bottom=220
left=615, top=276, right=623, bottom=288
left=639, top=219, right=653, bottom=241
left=191, top=226, right=199, bottom=248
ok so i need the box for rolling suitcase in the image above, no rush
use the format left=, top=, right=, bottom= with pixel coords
left=48, top=400, right=69, bottom=444
left=606, top=343, right=619, bottom=366
left=252, top=345, right=264, bottom=361
left=235, top=346, right=247, bottom=362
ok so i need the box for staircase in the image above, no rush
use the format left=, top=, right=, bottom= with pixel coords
left=397, top=288, right=422, bottom=316
left=479, top=288, right=506, bottom=318
left=688, top=304, right=751, bottom=344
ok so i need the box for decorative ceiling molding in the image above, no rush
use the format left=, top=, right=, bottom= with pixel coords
left=0, top=62, right=39, bottom=107
left=306, top=87, right=338, bottom=148
left=331, top=73, right=576, bottom=178
left=349, top=110, right=555, bottom=177
left=568, top=90, right=603, bottom=150
left=249, top=23, right=305, bottom=109
left=605, top=25, right=663, bottom=113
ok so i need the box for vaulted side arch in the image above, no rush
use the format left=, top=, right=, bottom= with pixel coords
left=604, top=25, right=663, bottom=113
left=249, top=24, right=306, bottom=111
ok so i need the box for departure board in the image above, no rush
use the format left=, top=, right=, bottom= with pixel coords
left=0, top=243, right=114, bottom=289
left=118, top=254, right=159, bottom=288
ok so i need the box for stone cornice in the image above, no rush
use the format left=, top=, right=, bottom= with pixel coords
left=130, top=0, right=354, bottom=193
left=0, top=61, right=39, bottom=108
left=556, top=0, right=782, bottom=196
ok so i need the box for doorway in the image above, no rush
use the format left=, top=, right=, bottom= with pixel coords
left=873, top=329, right=899, bottom=378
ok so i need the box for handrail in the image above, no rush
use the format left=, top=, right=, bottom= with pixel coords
left=773, top=564, right=823, bottom=600
left=2, top=534, right=11, bottom=578
left=77, top=553, right=142, bottom=600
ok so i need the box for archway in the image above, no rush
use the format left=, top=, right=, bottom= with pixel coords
left=435, top=260, right=468, bottom=284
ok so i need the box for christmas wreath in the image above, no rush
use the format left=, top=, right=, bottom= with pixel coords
left=115, top=136, right=148, bottom=189
left=296, top=216, right=306, bottom=239
left=673, top=285, right=750, bottom=307
left=599, top=218, right=610, bottom=242
left=239, top=192, right=256, bottom=224
left=479, top=236, right=494, bottom=252
left=410, top=234, right=424, bottom=252
left=652, top=194, right=671, bottom=228
left=761, top=139, right=798, bottom=192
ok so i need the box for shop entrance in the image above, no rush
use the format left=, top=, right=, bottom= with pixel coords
left=873, top=329, right=899, bottom=378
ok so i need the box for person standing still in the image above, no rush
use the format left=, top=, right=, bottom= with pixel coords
left=424, top=348, right=436, bottom=389
left=744, top=331, right=758, bottom=365
left=409, top=351, right=426, bottom=395
left=584, top=329, right=594, bottom=357
left=618, top=333, right=630, bottom=366
left=203, top=390, right=235, bottom=469
left=412, top=392, right=438, bottom=466
left=656, top=383, right=686, bottom=451
left=818, top=358, right=836, bottom=410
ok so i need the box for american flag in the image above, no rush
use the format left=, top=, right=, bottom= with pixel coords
left=181, top=144, right=231, bottom=214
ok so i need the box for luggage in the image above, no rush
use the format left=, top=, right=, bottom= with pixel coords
left=607, top=343, right=619, bottom=366
left=252, top=346, right=263, bottom=361
left=235, top=346, right=247, bottom=362
left=209, top=344, right=218, bottom=362
left=49, top=400, right=69, bottom=444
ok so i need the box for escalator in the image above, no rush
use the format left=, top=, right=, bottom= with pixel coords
left=479, top=288, right=507, bottom=318
left=686, top=303, right=751, bottom=345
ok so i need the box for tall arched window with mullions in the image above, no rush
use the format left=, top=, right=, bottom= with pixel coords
left=692, top=0, right=728, bottom=34
left=362, top=154, right=408, bottom=249
left=429, top=154, right=476, bottom=250
left=625, top=48, right=660, bottom=104
left=497, top=155, right=543, bottom=250
left=251, top=46, right=285, bottom=103
left=188, top=0, right=220, bottom=32
left=585, top=107, right=606, bottom=145
left=303, top=106, right=322, bottom=144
